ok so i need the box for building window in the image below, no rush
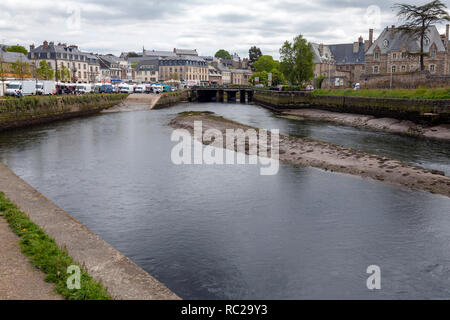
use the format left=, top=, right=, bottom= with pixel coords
left=431, top=49, right=436, bottom=58
left=402, top=52, right=407, bottom=59
left=401, top=65, right=406, bottom=72
left=391, top=66, right=396, bottom=73
left=373, top=66, right=379, bottom=73
left=374, top=52, right=379, bottom=60
left=392, top=53, right=397, bottom=60
left=383, top=39, right=389, bottom=47
left=429, top=64, right=435, bottom=72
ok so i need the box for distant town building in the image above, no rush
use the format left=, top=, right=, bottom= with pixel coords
left=365, top=25, right=449, bottom=75
left=173, top=48, right=198, bottom=56
left=231, top=69, right=251, bottom=85
left=212, top=60, right=232, bottom=84
left=97, top=54, right=124, bottom=83
left=85, top=53, right=100, bottom=83
left=29, top=41, right=90, bottom=83
left=158, top=56, right=208, bottom=83
left=208, top=65, right=222, bottom=85
left=1, top=46, right=32, bottom=79
left=134, top=59, right=159, bottom=83
left=329, top=37, right=366, bottom=86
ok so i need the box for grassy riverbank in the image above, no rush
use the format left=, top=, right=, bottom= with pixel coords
left=312, top=88, right=450, bottom=100
left=0, top=192, right=110, bottom=300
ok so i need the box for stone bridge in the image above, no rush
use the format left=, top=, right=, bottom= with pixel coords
left=190, top=87, right=254, bottom=103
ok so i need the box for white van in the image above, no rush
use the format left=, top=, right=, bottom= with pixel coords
left=119, top=84, right=133, bottom=94
left=134, top=84, right=146, bottom=93
left=152, top=84, right=163, bottom=94
left=5, top=81, right=22, bottom=96
left=36, top=81, right=56, bottom=95
left=22, top=80, right=37, bottom=96
left=75, top=84, right=93, bottom=94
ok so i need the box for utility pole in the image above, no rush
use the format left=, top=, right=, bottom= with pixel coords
left=1, top=38, right=5, bottom=95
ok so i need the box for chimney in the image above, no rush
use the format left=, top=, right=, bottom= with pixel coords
left=391, top=25, right=395, bottom=37
left=353, top=42, right=359, bottom=54
left=358, top=36, right=363, bottom=43
left=43, top=40, right=48, bottom=49
left=369, top=29, right=374, bottom=45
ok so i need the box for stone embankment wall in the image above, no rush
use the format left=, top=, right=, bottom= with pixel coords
left=0, top=94, right=128, bottom=131
left=153, top=90, right=190, bottom=109
left=253, top=90, right=450, bottom=124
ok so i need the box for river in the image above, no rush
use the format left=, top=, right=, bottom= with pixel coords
left=0, top=101, right=449, bottom=299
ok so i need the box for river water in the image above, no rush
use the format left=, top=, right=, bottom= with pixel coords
left=0, top=102, right=450, bottom=299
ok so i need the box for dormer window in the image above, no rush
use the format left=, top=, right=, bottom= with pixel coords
left=431, top=48, right=436, bottom=58
left=374, top=52, right=379, bottom=60
left=425, top=37, right=430, bottom=45
left=383, top=39, right=389, bottom=47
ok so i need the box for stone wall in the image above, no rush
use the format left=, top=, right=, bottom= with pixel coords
left=0, top=94, right=128, bottom=131
left=361, top=71, right=450, bottom=89
left=253, top=90, right=450, bottom=124
left=152, top=90, right=190, bottom=109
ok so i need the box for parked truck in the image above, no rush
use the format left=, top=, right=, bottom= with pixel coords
left=36, top=80, right=56, bottom=95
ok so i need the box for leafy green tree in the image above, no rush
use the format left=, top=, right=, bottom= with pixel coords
left=11, top=59, right=30, bottom=80
left=269, top=68, right=286, bottom=86
left=36, top=60, right=54, bottom=80
left=248, top=46, right=262, bottom=70
left=6, top=45, right=28, bottom=56
left=394, top=0, right=450, bottom=71
left=253, top=55, right=280, bottom=73
left=250, top=71, right=268, bottom=86
left=214, top=49, right=231, bottom=60
left=279, top=35, right=314, bottom=85
left=58, top=65, right=71, bottom=82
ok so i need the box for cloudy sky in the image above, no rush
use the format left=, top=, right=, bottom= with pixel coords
left=0, top=0, right=448, bottom=58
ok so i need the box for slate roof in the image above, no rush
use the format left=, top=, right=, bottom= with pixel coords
left=366, top=25, right=446, bottom=54
left=328, top=42, right=365, bottom=65
left=174, top=48, right=198, bottom=56
left=134, top=59, right=159, bottom=71
left=0, top=51, right=30, bottom=63
left=143, top=50, right=176, bottom=58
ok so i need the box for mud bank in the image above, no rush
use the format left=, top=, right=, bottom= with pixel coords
left=282, top=109, right=450, bottom=140
left=170, top=112, right=450, bottom=197
left=153, top=90, right=190, bottom=109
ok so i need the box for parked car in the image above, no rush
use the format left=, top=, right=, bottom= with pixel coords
left=306, top=85, right=314, bottom=91
left=354, top=83, right=361, bottom=90
left=152, top=84, right=163, bottom=94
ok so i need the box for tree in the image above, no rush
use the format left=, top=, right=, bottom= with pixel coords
left=214, top=49, right=231, bottom=60
left=171, top=72, right=180, bottom=80
left=248, top=46, right=262, bottom=70
left=11, top=59, right=30, bottom=80
left=36, top=60, right=54, bottom=80
left=253, top=55, right=280, bottom=73
left=279, top=35, right=314, bottom=85
left=394, top=0, right=450, bottom=71
left=127, top=52, right=139, bottom=58
left=269, top=68, right=286, bottom=86
left=56, top=65, right=70, bottom=82
left=250, top=71, right=269, bottom=86
left=6, top=45, right=28, bottom=56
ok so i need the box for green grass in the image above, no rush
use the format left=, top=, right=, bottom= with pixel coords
left=311, top=88, right=450, bottom=100
left=0, top=192, right=111, bottom=300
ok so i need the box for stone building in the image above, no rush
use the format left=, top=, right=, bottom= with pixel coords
left=329, top=37, right=366, bottom=86
left=0, top=47, right=32, bottom=79
left=158, top=56, right=208, bottom=82
left=29, top=41, right=90, bottom=83
left=97, top=55, right=124, bottom=83
left=214, top=62, right=232, bottom=85
left=365, top=25, right=449, bottom=78
left=85, top=53, right=100, bottom=83
left=231, top=69, right=251, bottom=85
left=208, top=65, right=222, bottom=85
left=134, top=59, right=159, bottom=83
